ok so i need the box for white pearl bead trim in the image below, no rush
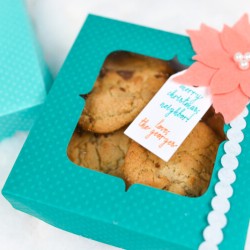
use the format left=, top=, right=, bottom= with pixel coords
left=199, top=106, right=248, bottom=250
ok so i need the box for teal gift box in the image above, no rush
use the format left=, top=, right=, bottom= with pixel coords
left=2, top=15, right=250, bottom=250
left=0, top=0, right=52, bottom=140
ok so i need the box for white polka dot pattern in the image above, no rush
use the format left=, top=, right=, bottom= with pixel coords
left=0, top=0, right=52, bottom=140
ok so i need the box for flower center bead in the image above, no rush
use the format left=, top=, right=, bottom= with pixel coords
left=233, top=52, right=250, bottom=70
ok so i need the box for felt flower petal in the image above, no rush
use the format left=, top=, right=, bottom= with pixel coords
left=220, top=25, right=249, bottom=55
left=173, top=62, right=216, bottom=86
left=210, top=65, right=239, bottom=94
left=187, top=24, right=223, bottom=54
left=233, top=14, right=250, bottom=43
left=194, top=50, right=230, bottom=69
left=179, top=14, right=250, bottom=123
left=239, top=71, right=250, bottom=97
left=213, top=88, right=249, bottom=123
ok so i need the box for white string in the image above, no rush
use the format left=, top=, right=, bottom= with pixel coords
left=199, top=107, right=248, bottom=250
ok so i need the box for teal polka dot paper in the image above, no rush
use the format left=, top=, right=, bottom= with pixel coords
left=2, top=15, right=250, bottom=250
left=0, top=0, right=52, bottom=140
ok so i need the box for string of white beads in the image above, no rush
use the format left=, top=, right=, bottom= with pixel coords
left=199, top=107, right=248, bottom=250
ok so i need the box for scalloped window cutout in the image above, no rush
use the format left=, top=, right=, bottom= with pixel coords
left=67, top=51, right=226, bottom=197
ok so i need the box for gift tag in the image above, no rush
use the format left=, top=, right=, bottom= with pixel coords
left=125, top=70, right=212, bottom=162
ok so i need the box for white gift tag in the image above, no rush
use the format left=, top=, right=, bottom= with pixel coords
left=125, top=70, right=213, bottom=162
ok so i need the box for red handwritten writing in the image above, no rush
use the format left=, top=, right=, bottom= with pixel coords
left=139, top=117, right=178, bottom=148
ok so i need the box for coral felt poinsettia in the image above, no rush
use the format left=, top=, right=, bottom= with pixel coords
left=174, top=14, right=250, bottom=123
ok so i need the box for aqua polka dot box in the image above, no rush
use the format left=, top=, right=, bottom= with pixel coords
left=2, top=14, right=250, bottom=250
left=0, top=0, right=52, bottom=141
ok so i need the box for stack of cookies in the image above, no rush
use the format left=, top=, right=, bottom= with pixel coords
left=67, top=51, right=224, bottom=197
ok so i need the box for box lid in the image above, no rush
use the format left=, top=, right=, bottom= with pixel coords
left=0, top=0, right=51, bottom=117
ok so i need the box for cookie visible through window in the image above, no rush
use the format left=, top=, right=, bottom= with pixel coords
left=67, top=51, right=226, bottom=197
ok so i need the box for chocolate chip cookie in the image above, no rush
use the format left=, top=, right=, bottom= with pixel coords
left=79, top=52, right=174, bottom=133
left=122, top=122, right=221, bottom=196
left=67, top=127, right=131, bottom=178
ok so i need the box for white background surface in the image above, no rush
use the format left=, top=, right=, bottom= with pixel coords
left=1, top=0, right=250, bottom=249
